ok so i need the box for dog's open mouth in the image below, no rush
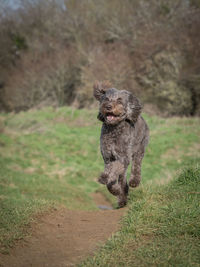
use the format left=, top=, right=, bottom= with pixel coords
left=106, top=112, right=119, bottom=122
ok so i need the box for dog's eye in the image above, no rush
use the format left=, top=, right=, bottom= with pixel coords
left=117, top=98, right=122, bottom=104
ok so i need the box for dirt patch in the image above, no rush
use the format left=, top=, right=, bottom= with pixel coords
left=0, top=193, right=126, bottom=267
left=92, top=192, right=113, bottom=210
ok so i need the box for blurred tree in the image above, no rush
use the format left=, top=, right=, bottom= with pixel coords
left=0, top=0, right=199, bottom=115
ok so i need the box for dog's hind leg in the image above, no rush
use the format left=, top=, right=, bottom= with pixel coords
left=129, top=132, right=148, bottom=188
left=129, top=149, right=145, bottom=188
left=117, top=173, right=129, bottom=208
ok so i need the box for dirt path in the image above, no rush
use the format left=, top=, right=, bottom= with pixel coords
left=0, top=193, right=126, bottom=267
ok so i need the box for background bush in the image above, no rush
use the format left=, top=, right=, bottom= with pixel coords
left=0, top=0, right=200, bottom=116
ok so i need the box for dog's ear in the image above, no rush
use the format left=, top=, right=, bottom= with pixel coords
left=126, top=92, right=142, bottom=124
left=97, top=112, right=105, bottom=122
left=93, top=80, right=112, bottom=101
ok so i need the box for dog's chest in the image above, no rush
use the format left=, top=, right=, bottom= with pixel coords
left=100, top=122, right=133, bottom=161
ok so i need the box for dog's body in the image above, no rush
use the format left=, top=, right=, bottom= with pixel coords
left=94, top=81, right=149, bottom=208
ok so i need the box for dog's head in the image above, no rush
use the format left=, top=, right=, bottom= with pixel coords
left=93, top=81, right=142, bottom=125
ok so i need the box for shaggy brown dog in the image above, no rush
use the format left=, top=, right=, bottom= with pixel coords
left=94, top=81, right=149, bottom=208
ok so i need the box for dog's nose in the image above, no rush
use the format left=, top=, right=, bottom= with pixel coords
left=106, top=104, right=112, bottom=110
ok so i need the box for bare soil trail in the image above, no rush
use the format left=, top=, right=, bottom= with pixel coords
left=0, top=193, right=126, bottom=267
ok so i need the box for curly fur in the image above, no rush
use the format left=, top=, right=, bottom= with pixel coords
left=94, top=81, right=149, bottom=208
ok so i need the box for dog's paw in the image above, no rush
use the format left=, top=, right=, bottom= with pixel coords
left=129, top=179, right=140, bottom=188
left=117, top=199, right=127, bottom=208
left=98, top=173, right=108, bottom=185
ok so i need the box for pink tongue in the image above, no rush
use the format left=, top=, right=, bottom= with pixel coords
left=107, top=115, right=114, bottom=121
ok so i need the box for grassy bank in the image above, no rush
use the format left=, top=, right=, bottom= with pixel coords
left=81, top=166, right=200, bottom=266
left=0, top=107, right=200, bottom=254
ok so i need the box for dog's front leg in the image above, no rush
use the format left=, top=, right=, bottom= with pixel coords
left=98, top=163, right=112, bottom=185
left=98, top=161, right=124, bottom=196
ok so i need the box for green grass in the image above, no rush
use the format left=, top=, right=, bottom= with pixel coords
left=0, top=107, right=200, bottom=259
left=0, top=107, right=103, bottom=252
left=80, top=166, right=200, bottom=267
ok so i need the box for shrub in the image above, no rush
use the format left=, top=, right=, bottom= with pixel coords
left=0, top=0, right=200, bottom=115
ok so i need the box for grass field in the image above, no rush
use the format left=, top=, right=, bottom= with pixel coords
left=0, top=107, right=200, bottom=264
left=81, top=166, right=200, bottom=267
